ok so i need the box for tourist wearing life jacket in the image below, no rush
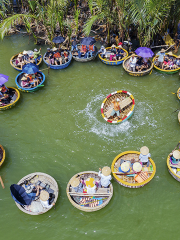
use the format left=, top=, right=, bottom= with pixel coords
left=78, top=45, right=88, bottom=58
left=0, top=84, right=8, bottom=93
left=88, top=44, right=95, bottom=57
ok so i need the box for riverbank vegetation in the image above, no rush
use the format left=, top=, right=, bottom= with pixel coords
left=0, top=0, right=180, bottom=47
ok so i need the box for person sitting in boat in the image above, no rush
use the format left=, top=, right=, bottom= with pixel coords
left=164, top=58, right=174, bottom=70
left=63, top=51, right=69, bottom=62
left=156, top=48, right=165, bottom=68
left=0, top=88, right=10, bottom=105
left=109, top=97, right=121, bottom=119
left=116, top=45, right=124, bottom=60
left=78, top=45, right=88, bottom=58
left=139, top=146, right=151, bottom=167
left=98, top=167, right=112, bottom=188
left=170, top=150, right=180, bottom=164
left=174, top=56, right=180, bottom=68
left=24, top=181, right=43, bottom=200
left=140, top=58, right=149, bottom=71
left=135, top=56, right=143, bottom=71
left=23, top=50, right=30, bottom=63
left=129, top=54, right=137, bottom=72
left=39, top=190, right=55, bottom=208
left=45, top=48, right=54, bottom=65
left=33, top=48, right=41, bottom=64
left=15, top=53, right=25, bottom=68
left=0, top=84, right=8, bottom=94
left=88, top=44, right=95, bottom=58
left=70, top=177, right=85, bottom=193
left=53, top=50, right=62, bottom=65
left=85, top=178, right=97, bottom=194
left=110, top=44, right=117, bottom=61
left=98, top=46, right=106, bottom=58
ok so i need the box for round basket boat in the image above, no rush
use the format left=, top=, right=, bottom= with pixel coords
left=111, top=151, right=156, bottom=188
left=72, top=46, right=98, bottom=62
left=10, top=52, right=42, bottom=71
left=178, top=111, right=180, bottom=123
left=98, top=47, right=128, bottom=65
left=101, top=90, right=135, bottom=123
left=0, top=87, right=20, bottom=111
left=15, top=72, right=45, bottom=93
left=177, top=87, right=180, bottom=100
left=66, top=171, right=113, bottom=212
left=43, top=51, right=72, bottom=69
left=123, top=55, right=153, bottom=76
left=14, top=172, right=59, bottom=215
left=153, top=53, right=180, bottom=74
left=0, top=145, right=5, bottom=167
left=167, top=146, right=180, bottom=181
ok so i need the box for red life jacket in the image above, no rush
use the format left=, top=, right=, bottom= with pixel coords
left=81, top=45, right=86, bottom=52
left=1, top=85, right=7, bottom=93
left=89, top=45, right=94, bottom=51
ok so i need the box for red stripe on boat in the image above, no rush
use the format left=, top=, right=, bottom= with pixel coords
left=101, top=108, right=104, bottom=113
left=106, top=94, right=111, bottom=99
left=122, top=116, right=127, bottom=121
left=122, top=90, right=127, bottom=93
left=132, top=99, right=135, bottom=104
left=107, top=120, right=112, bottom=123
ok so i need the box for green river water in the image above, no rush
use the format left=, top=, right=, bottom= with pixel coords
left=0, top=34, right=180, bottom=240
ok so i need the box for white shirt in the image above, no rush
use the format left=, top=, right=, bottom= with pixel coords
left=139, top=153, right=151, bottom=163
left=86, top=185, right=96, bottom=194
left=98, top=171, right=112, bottom=187
left=40, top=199, right=52, bottom=208
left=130, top=57, right=137, bottom=67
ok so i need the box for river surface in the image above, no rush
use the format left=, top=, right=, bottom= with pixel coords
left=0, top=34, right=180, bottom=240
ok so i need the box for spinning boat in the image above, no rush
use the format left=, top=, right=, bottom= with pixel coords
left=98, top=47, right=128, bottom=65
left=43, top=52, right=72, bottom=69
left=123, top=55, right=154, bottom=76
left=0, top=145, right=5, bottom=167
left=167, top=142, right=180, bottom=181
left=12, top=172, right=59, bottom=215
left=10, top=52, right=42, bottom=71
left=101, top=90, right=135, bottom=123
left=111, top=151, right=156, bottom=188
left=66, top=171, right=113, bottom=212
left=153, top=53, right=180, bottom=74
left=72, top=46, right=98, bottom=62
left=0, top=87, right=20, bottom=111
left=15, top=72, right=45, bottom=93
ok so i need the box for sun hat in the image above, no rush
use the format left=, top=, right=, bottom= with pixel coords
left=25, top=185, right=33, bottom=194
left=167, top=51, right=173, bottom=56
left=102, top=166, right=111, bottom=176
left=177, top=55, right=180, bottom=58
left=111, top=44, right=116, bottom=48
left=140, top=146, right=149, bottom=155
left=121, top=162, right=130, bottom=172
left=173, top=150, right=180, bottom=159
left=160, top=48, right=165, bottom=52
left=52, top=47, right=57, bottom=51
left=47, top=48, right=50, bottom=51
left=40, top=190, right=49, bottom=201
left=132, top=53, right=135, bottom=57
left=133, top=162, right=142, bottom=172
left=118, top=45, right=122, bottom=48
left=18, top=53, right=23, bottom=57
left=21, top=76, right=27, bottom=81
left=34, top=48, right=38, bottom=52
left=70, top=177, right=80, bottom=187
left=85, top=178, right=95, bottom=188
left=23, top=50, right=28, bottom=55
left=116, top=98, right=120, bottom=102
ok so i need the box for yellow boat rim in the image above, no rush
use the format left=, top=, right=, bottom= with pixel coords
left=0, top=87, right=20, bottom=111
left=0, top=145, right=5, bottom=167
left=111, top=150, right=156, bottom=188
left=177, top=87, right=180, bottom=100
left=167, top=150, right=180, bottom=180
left=98, top=47, right=128, bottom=64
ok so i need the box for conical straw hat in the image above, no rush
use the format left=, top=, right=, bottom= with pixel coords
left=40, top=190, right=49, bottom=201
left=102, top=166, right=111, bottom=176
left=173, top=150, right=180, bottom=159
left=70, top=177, right=80, bottom=187
left=121, top=162, right=130, bottom=172
left=140, top=146, right=149, bottom=155
left=111, top=44, right=116, bottom=48
left=167, top=51, right=173, bottom=56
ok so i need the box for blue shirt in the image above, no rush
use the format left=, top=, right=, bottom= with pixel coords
left=157, top=52, right=165, bottom=62
left=139, top=153, right=151, bottom=163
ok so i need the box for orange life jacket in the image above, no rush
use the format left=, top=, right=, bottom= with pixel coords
left=81, top=45, right=86, bottom=52
left=89, top=45, right=94, bottom=51
left=1, top=85, right=7, bottom=93
left=27, top=75, right=33, bottom=82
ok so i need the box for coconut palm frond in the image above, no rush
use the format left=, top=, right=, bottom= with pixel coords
left=0, top=14, right=33, bottom=40
left=83, top=14, right=102, bottom=36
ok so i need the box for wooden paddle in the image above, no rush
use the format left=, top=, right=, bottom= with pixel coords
left=0, top=176, right=5, bottom=189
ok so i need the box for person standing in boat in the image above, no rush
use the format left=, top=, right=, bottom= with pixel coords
left=139, top=146, right=151, bottom=167
left=98, top=166, right=112, bottom=188
left=109, top=98, right=121, bottom=120
left=170, top=150, right=180, bottom=164
left=156, top=48, right=165, bottom=68
left=129, top=54, right=137, bottom=72
left=33, top=48, right=41, bottom=64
